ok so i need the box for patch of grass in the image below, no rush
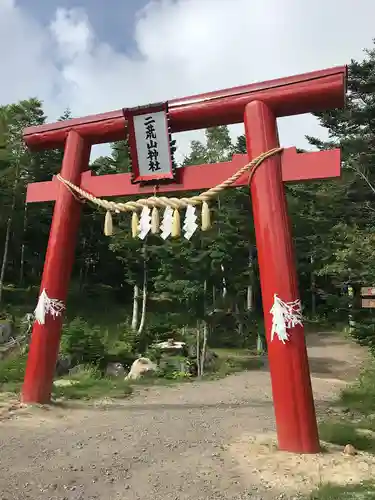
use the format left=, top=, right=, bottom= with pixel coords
left=211, top=348, right=265, bottom=378
left=0, top=360, right=133, bottom=401
left=2, top=376, right=133, bottom=402
left=319, top=421, right=375, bottom=452
left=52, top=365, right=133, bottom=400
left=308, top=480, right=375, bottom=499
left=0, top=355, right=26, bottom=387
left=53, top=377, right=133, bottom=400
left=358, top=417, right=375, bottom=433
left=213, top=347, right=257, bottom=357
left=1, top=381, right=22, bottom=393
left=340, top=363, right=375, bottom=415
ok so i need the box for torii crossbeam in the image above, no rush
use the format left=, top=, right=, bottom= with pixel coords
left=26, top=147, right=340, bottom=203
left=21, top=66, right=347, bottom=455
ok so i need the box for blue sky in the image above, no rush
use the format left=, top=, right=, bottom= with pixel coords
left=18, top=0, right=148, bottom=52
left=2, top=0, right=375, bottom=161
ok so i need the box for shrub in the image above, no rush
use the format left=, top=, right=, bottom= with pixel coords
left=144, top=345, right=162, bottom=364
left=0, top=355, right=27, bottom=385
left=350, top=318, right=375, bottom=355
left=104, top=340, right=137, bottom=371
left=65, top=364, right=102, bottom=381
left=157, top=355, right=192, bottom=379
left=146, top=313, right=183, bottom=338
left=61, top=317, right=106, bottom=367
left=340, top=362, right=375, bottom=414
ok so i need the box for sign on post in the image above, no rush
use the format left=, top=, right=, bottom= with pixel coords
left=361, top=287, right=375, bottom=308
left=123, top=102, right=177, bottom=184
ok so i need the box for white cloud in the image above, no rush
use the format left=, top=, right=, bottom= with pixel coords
left=1, top=0, right=375, bottom=162
left=50, top=8, right=93, bottom=61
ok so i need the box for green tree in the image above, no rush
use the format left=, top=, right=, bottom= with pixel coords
left=298, top=44, right=375, bottom=342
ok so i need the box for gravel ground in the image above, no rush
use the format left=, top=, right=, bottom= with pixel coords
left=0, top=332, right=368, bottom=500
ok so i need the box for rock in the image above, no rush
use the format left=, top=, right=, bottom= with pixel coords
left=187, top=348, right=218, bottom=375
left=21, top=313, right=34, bottom=335
left=105, top=362, right=125, bottom=377
left=125, top=357, right=157, bottom=380
left=205, top=349, right=218, bottom=368
left=154, top=339, right=186, bottom=355
left=0, top=321, right=13, bottom=344
left=343, top=443, right=357, bottom=456
left=53, top=379, right=79, bottom=387
left=187, top=345, right=217, bottom=364
left=55, top=356, right=73, bottom=377
left=68, top=364, right=86, bottom=376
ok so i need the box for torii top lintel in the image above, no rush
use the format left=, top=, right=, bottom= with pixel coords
left=23, top=66, right=347, bottom=151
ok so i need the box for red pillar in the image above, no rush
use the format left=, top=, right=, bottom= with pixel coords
left=244, top=101, right=320, bottom=453
left=22, top=131, right=91, bottom=404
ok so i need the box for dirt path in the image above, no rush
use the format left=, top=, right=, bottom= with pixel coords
left=0, top=332, right=368, bottom=500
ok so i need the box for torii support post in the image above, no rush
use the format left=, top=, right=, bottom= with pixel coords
left=21, top=66, right=347, bottom=454
left=22, top=132, right=91, bottom=403
left=245, top=101, right=319, bottom=452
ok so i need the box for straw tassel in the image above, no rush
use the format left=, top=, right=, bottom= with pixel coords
left=151, top=207, right=160, bottom=234
left=171, top=209, right=181, bottom=238
left=201, top=201, right=211, bottom=231
left=104, top=211, right=113, bottom=236
left=131, top=212, right=139, bottom=238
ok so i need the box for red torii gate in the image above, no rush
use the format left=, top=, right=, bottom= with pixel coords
left=21, top=66, right=346, bottom=454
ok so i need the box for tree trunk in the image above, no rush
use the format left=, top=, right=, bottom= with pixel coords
left=247, top=285, right=253, bottom=311
left=235, top=301, right=244, bottom=341
left=256, top=332, right=264, bottom=354
left=0, top=217, right=12, bottom=303
left=131, top=284, right=140, bottom=331
left=199, top=279, right=209, bottom=376
left=137, top=244, right=147, bottom=335
left=19, top=203, right=28, bottom=286
left=78, top=258, right=90, bottom=292
left=217, top=196, right=227, bottom=300
left=200, top=322, right=208, bottom=377
left=0, top=163, right=20, bottom=303
left=248, top=246, right=263, bottom=353
left=196, top=321, right=201, bottom=377
left=220, top=264, right=227, bottom=299
left=247, top=246, right=255, bottom=312
left=309, top=202, right=317, bottom=317
left=78, top=237, right=87, bottom=292
left=310, top=254, right=316, bottom=317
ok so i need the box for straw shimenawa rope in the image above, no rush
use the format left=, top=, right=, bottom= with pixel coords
left=56, top=147, right=283, bottom=237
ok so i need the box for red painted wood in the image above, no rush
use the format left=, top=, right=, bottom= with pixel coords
left=20, top=65, right=344, bottom=455
left=23, top=66, right=346, bottom=150
left=25, top=147, right=341, bottom=203
left=244, top=101, right=320, bottom=453
left=21, top=131, right=91, bottom=404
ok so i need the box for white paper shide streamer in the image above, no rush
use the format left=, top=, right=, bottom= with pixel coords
left=138, top=206, right=152, bottom=240
left=183, top=204, right=198, bottom=240
left=270, top=294, right=303, bottom=344
left=160, top=206, right=174, bottom=240
left=34, top=289, right=65, bottom=325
